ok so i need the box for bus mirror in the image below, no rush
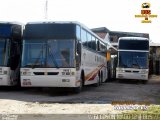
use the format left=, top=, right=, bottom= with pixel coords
left=76, top=52, right=80, bottom=70
left=77, top=42, right=81, bottom=53
left=106, top=51, right=111, bottom=61
left=97, top=41, right=100, bottom=51
left=12, top=26, right=22, bottom=40
left=76, top=53, right=79, bottom=60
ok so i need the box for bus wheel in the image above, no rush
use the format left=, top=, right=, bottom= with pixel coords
left=100, top=72, right=103, bottom=85
left=74, top=72, right=84, bottom=93
left=142, top=80, right=148, bottom=84
left=94, top=74, right=100, bottom=87
left=74, top=80, right=82, bottom=94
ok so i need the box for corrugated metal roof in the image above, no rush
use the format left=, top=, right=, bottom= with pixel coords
left=91, top=27, right=110, bottom=33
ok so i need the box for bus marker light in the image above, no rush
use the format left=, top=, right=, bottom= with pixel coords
left=22, top=72, right=31, bottom=75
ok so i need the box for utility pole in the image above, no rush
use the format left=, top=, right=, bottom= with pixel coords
left=44, top=0, right=48, bottom=20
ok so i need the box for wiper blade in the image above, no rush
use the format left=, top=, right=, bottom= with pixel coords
left=132, top=63, right=140, bottom=68
left=132, top=58, right=141, bottom=69
left=32, top=50, right=43, bottom=69
left=48, top=46, right=59, bottom=68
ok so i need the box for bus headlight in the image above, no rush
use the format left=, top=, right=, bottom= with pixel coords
left=61, top=71, right=75, bottom=76
left=62, top=69, right=75, bottom=76
left=117, top=69, right=124, bottom=73
left=71, top=72, right=75, bottom=75
left=21, top=71, right=31, bottom=75
left=141, top=70, right=148, bottom=74
left=119, top=70, right=124, bottom=73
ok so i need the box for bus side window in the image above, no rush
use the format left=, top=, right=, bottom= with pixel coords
left=91, top=36, right=96, bottom=51
left=76, top=41, right=81, bottom=70
left=77, top=41, right=81, bottom=55
left=87, top=33, right=92, bottom=49
left=76, top=25, right=81, bottom=40
left=81, top=29, right=87, bottom=47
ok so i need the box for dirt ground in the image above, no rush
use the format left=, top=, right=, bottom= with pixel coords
left=0, top=75, right=160, bottom=117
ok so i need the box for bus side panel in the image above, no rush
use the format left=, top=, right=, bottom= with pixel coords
left=81, top=47, right=107, bottom=85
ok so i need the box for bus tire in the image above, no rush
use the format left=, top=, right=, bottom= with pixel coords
left=105, top=68, right=112, bottom=82
left=142, top=80, right=148, bottom=84
left=74, top=81, right=82, bottom=93
left=100, top=72, right=103, bottom=84
left=74, top=86, right=81, bottom=94
left=74, top=71, right=84, bottom=93
left=94, top=72, right=100, bottom=87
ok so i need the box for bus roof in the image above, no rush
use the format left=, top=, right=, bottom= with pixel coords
left=118, top=37, right=149, bottom=41
left=0, top=21, right=23, bottom=26
left=25, top=21, right=109, bottom=45
left=118, top=37, right=149, bottom=51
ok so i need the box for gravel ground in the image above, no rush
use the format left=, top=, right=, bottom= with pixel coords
left=0, top=75, right=160, bottom=116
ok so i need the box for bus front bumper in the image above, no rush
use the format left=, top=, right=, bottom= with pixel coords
left=116, top=72, right=148, bottom=80
left=21, top=76, right=79, bottom=87
left=0, top=75, right=11, bottom=86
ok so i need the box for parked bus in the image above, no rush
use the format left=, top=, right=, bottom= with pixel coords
left=110, top=55, right=117, bottom=80
left=116, top=37, right=149, bottom=83
left=0, top=22, right=22, bottom=86
left=21, top=21, right=110, bottom=93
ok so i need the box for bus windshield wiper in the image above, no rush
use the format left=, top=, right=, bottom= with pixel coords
left=32, top=50, right=43, bottom=69
left=47, top=45, right=59, bottom=68
left=132, top=58, right=140, bottom=68
left=132, top=63, right=140, bottom=68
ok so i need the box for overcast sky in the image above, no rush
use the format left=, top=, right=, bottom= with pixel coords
left=0, top=0, right=159, bottom=43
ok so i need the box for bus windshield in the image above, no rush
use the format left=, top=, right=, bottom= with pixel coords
left=118, top=51, right=148, bottom=69
left=22, top=39, right=75, bottom=68
left=0, top=39, right=9, bottom=66
left=119, top=39, right=149, bottom=50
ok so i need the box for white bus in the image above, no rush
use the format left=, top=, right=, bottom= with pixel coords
left=0, top=22, right=22, bottom=86
left=21, top=21, right=110, bottom=93
left=116, top=37, right=149, bottom=83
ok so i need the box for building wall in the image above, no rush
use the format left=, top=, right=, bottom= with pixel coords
left=110, top=36, right=118, bottom=43
left=94, top=32, right=107, bottom=39
left=149, top=46, right=160, bottom=75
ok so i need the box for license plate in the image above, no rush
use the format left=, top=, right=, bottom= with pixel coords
left=23, top=79, right=32, bottom=86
